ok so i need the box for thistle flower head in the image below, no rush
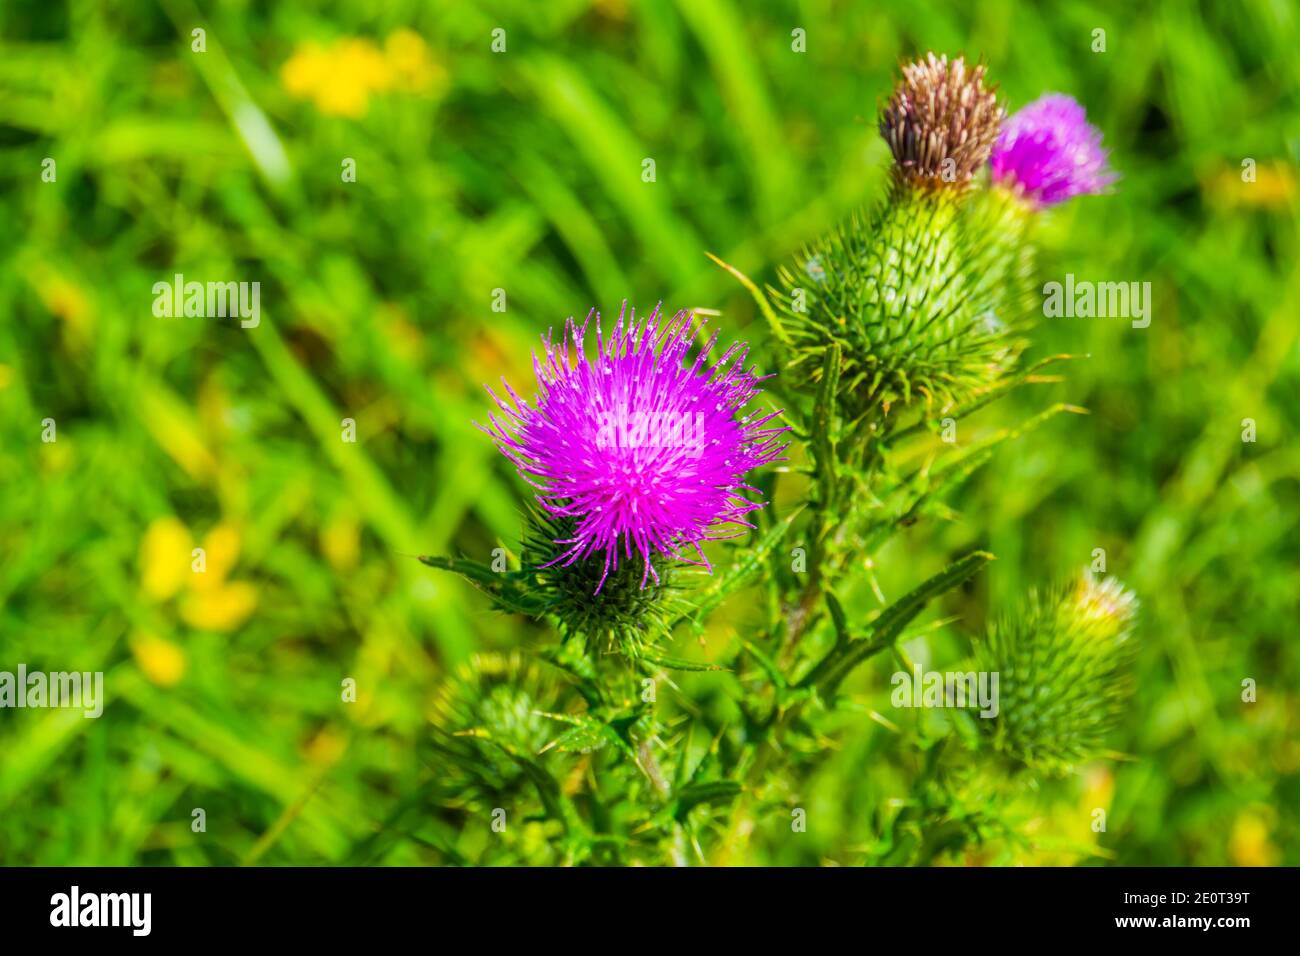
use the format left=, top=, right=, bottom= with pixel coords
left=975, top=574, right=1138, bottom=774
left=481, top=303, right=788, bottom=596
left=880, top=53, right=1004, bottom=188
left=990, top=93, right=1116, bottom=206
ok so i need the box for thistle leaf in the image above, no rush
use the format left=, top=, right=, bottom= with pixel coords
left=705, top=251, right=792, bottom=347
left=536, top=710, right=638, bottom=762
left=670, top=505, right=805, bottom=632
left=801, top=550, right=994, bottom=693
left=674, top=780, right=742, bottom=814
left=418, top=554, right=549, bottom=617
left=868, top=403, right=1087, bottom=548
left=639, top=651, right=727, bottom=673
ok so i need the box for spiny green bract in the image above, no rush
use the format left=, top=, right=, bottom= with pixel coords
left=428, top=652, right=561, bottom=800
left=773, top=183, right=1024, bottom=417
left=521, top=510, right=680, bottom=661
left=974, top=575, right=1138, bottom=774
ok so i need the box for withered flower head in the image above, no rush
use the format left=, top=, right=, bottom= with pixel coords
left=880, top=53, right=1004, bottom=187
left=990, top=93, right=1117, bottom=206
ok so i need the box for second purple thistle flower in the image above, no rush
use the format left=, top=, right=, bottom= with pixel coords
left=481, top=303, right=789, bottom=593
left=989, top=93, right=1116, bottom=207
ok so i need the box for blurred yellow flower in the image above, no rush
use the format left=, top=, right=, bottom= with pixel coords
left=181, top=581, right=259, bottom=632
left=385, top=29, right=443, bottom=93
left=141, top=517, right=194, bottom=602
left=192, top=522, right=242, bottom=592
left=281, top=31, right=442, bottom=118
left=46, top=275, right=89, bottom=326
left=140, top=516, right=258, bottom=631
left=1229, top=809, right=1279, bottom=866
left=132, top=634, right=187, bottom=687
left=320, top=511, right=361, bottom=572
left=24, top=261, right=92, bottom=345
left=281, top=41, right=330, bottom=96
left=1204, top=161, right=1296, bottom=210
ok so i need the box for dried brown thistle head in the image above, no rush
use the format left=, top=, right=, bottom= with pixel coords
left=880, top=53, right=1005, bottom=188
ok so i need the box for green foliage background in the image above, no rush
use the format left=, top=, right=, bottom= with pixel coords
left=1, top=0, right=1297, bottom=865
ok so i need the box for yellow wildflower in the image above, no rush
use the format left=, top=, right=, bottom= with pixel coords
left=281, top=32, right=442, bottom=117
left=140, top=517, right=258, bottom=631
left=132, top=634, right=187, bottom=687
left=320, top=511, right=361, bottom=572
left=192, top=522, right=242, bottom=592
left=1229, top=809, right=1280, bottom=866
left=385, top=29, right=443, bottom=93
left=181, top=581, right=258, bottom=632
left=141, top=517, right=194, bottom=602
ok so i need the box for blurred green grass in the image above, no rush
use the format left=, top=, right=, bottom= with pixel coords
left=1, top=0, right=1298, bottom=864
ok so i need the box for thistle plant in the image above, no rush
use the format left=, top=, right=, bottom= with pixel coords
left=421, top=53, right=1136, bottom=866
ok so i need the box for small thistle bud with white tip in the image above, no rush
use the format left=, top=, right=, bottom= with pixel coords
left=974, top=574, right=1138, bottom=774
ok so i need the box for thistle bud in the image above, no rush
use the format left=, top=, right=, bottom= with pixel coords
left=974, top=575, right=1138, bottom=774
left=429, top=652, right=560, bottom=798
left=775, top=53, right=1015, bottom=414
left=880, top=53, right=1005, bottom=190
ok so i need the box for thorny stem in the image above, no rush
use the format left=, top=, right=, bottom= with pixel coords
left=724, top=395, right=895, bottom=860
left=779, top=396, right=886, bottom=661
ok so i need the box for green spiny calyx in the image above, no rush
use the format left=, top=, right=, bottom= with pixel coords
left=963, top=182, right=1040, bottom=337
left=429, top=652, right=560, bottom=798
left=975, top=575, right=1138, bottom=774
left=776, top=184, right=1019, bottom=414
left=523, top=510, right=677, bottom=660
left=774, top=53, right=1016, bottom=416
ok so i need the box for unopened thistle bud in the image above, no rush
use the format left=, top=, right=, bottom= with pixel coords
left=974, top=575, right=1138, bottom=774
left=776, top=53, right=1014, bottom=414
left=428, top=652, right=559, bottom=799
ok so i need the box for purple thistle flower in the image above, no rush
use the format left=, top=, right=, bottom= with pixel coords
left=481, top=303, right=788, bottom=593
left=990, top=93, right=1116, bottom=206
